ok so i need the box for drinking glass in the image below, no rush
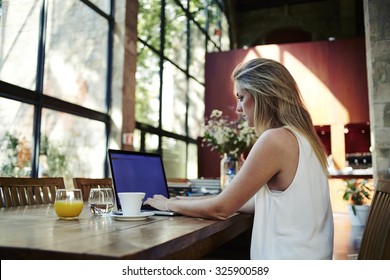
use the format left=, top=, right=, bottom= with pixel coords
left=54, top=189, right=83, bottom=220
left=88, top=188, right=115, bottom=215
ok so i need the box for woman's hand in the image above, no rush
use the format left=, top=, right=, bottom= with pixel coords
left=144, top=194, right=170, bottom=211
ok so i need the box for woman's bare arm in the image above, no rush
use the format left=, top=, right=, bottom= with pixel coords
left=144, top=128, right=297, bottom=220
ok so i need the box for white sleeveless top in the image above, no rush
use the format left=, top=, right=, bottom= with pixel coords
left=250, top=127, right=334, bottom=259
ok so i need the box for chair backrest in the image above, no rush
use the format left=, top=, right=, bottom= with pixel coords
left=72, top=178, right=113, bottom=201
left=0, top=177, right=65, bottom=208
left=358, top=179, right=390, bottom=259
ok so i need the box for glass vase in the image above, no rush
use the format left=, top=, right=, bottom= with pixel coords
left=220, top=153, right=239, bottom=190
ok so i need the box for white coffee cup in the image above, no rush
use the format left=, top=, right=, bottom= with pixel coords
left=118, top=192, right=146, bottom=215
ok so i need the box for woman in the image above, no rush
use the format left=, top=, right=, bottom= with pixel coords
left=144, top=58, right=334, bottom=260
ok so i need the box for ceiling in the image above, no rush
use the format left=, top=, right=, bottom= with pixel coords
left=223, top=0, right=364, bottom=48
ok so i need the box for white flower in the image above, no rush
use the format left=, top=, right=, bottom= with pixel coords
left=210, top=109, right=223, bottom=118
left=203, top=110, right=257, bottom=158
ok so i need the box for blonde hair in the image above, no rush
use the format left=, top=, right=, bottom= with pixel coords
left=232, top=58, right=328, bottom=174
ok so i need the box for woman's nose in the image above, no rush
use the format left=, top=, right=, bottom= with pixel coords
left=236, top=102, right=242, bottom=113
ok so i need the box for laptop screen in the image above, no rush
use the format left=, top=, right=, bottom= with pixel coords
left=108, top=149, right=170, bottom=211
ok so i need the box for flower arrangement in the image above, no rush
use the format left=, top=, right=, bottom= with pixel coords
left=203, top=109, right=257, bottom=158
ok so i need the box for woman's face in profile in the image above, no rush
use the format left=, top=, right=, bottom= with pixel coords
left=235, top=83, right=255, bottom=127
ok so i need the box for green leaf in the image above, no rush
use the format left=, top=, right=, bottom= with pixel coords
left=352, top=205, right=357, bottom=216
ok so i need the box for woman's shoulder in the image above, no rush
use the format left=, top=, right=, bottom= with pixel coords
left=261, top=127, right=297, bottom=143
left=248, top=127, right=299, bottom=190
left=253, top=127, right=298, bottom=156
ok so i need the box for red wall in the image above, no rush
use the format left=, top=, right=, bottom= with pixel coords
left=199, top=37, right=369, bottom=178
left=345, top=123, right=371, bottom=154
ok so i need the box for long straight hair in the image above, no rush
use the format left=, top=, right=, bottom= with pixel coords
left=232, top=58, right=328, bottom=174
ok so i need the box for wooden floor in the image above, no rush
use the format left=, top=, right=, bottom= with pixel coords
left=333, top=212, right=364, bottom=260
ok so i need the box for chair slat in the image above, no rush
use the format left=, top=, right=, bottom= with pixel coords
left=26, top=186, right=35, bottom=205
left=3, top=186, right=12, bottom=207
left=19, top=187, right=28, bottom=206
left=73, top=178, right=113, bottom=201
left=358, top=179, right=390, bottom=259
left=41, top=187, right=51, bottom=204
left=10, top=187, right=20, bottom=207
left=0, top=188, right=4, bottom=208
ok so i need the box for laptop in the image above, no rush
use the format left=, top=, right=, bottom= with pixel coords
left=108, top=149, right=178, bottom=216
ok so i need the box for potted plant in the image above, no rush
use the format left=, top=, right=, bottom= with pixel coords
left=342, top=179, right=373, bottom=226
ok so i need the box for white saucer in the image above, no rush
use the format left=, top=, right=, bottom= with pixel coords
left=110, top=212, right=154, bottom=221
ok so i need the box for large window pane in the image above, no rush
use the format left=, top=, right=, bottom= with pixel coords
left=207, top=1, right=221, bottom=49
left=145, top=133, right=159, bottom=153
left=0, top=98, right=34, bottom=177
left=133, top=129, right=141, bottom=151
left=162, top=61, right=186, bottom=135
left=189, top=0, right=206, bottom=27
left=136, top=43, right=160, bottom=127
left=162, top=137, right=186, bottom=179
left=178, top=0, right=188, bottom=9
left=207, top=40, right=220, bottom=53
left=138, top=0, right=161, bottom=50
left=0, top=0, right=40, bottom=90
left=132, top=130, right=159, bottom=153
left=220, top=13, right=230, bottom=51
left=165, top=0, right=187, bottom=70
left=190, top=21, right=205, bottom=83
left=41, top=109, right=106, bottom=185
left=188, top=78, right=204, bottom=139
left=187, top=143, right=198, bottom=179
left=135, top=0, right=229, bottom=180
left=44, top=0, right=108, bottom=112
left=88, top=0, right=111, bottom=14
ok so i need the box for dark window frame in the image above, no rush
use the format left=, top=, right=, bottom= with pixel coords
left=0, top=0, right=114, bottom=178
left=135, top=0, right=225, bottom=178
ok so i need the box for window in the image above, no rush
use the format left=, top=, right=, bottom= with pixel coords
left=0, top=0, right=230, bottom=182
left=0, top=98, right=34, bottom=177
left=44, top=0, right=108, bottom=112
left=0, top=1, right=40, bottom=89
left=0, top=0, right=114, bottom=186
left=136, top=0, right=228, bottom=179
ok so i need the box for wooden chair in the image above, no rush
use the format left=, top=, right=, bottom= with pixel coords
left=72, top=177, right=113, bottom=201
left=0, top=177, right=65, bottom=208
left=358, top=179, right=390, bottom=259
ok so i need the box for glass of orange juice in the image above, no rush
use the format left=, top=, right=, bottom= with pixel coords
left=54, top=189, right=83, bottom=220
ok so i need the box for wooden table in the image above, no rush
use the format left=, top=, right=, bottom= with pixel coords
left=0, top=203, right=253, bottom=260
